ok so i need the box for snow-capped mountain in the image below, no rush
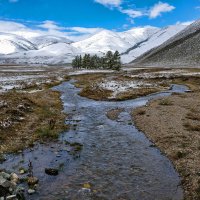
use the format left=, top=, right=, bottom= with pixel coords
left=121, top=24, right=187, bottom=63
left=0, top=42, right=80, bottom=65
left=0, top=23, right=189, bottom=65
left=118, top=26, right=160, bottom=45
left=72, top=27, right=159, bottom=55
left=0, top=32, right=37, bottom=55
left=72, top=30, right=130, bottom=55
left=32, top=35, right=72, bottom=49
left=131, top=20, right=200, bottom=67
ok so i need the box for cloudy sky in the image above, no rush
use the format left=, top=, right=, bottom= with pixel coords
left=0, top=0, right=199, bottom=40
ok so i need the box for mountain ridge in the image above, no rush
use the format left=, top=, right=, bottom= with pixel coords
left=0, top=23, right=189, bottom=65
left=131, top=20, right=200, bottom=67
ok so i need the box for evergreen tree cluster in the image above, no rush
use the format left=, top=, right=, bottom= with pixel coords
left=72, top=51, right=121, bottom=71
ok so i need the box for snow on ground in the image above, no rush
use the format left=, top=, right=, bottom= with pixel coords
left=99, top=80, right=156, bottom=98
left=0, top=65, right=71, bottom=93
left=122, top=67, right=147, bottom=71
left=0, top=74, right=49, bottom=92
left=0, top=69, right=45, bottom=72
left=0, top=75, right=46, bottom=82
left=182, top=72, right=200, bottom=76
left=68, top=70, right=114, bottom=76
left=129, top=70, right=200, bottom=79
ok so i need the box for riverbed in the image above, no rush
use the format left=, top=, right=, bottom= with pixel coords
left=1, top=81, right=188, bottom=200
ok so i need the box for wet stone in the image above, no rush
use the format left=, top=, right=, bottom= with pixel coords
left=0, top=155, right=6, bottom=163
left=28, top=189, right=35, bottom=195
left=6, top=195, right=17, bottom=200
left=10, top=173, right=19, bottom=184
left=45, top=168, right=59, bottom=176
left=0, top=177, right=7, bottom=185
left=27, top=177, right=39, bottom=186
left=0, top=172, right=11, bottom=180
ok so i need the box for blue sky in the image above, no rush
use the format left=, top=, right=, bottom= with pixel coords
left=0, top=0, right=199, bottom=40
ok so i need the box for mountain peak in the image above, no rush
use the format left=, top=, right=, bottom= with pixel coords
left=0, top=22, right=191, bottom=65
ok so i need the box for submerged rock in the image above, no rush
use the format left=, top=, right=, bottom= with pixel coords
left=45, top=168, right=59, bottom=176
left=0, top=155, right=6, bottom=163
left=0, top=172, right=11, bottom=180
left=10, top=173, right=19, bottom=184
left=28, top=189, right=35, bottom=195
left=0, top=171, right=25, bottom=199
left=27, top=177, right=39, bottom=186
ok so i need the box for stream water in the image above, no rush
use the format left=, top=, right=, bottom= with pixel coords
left=1, top=81, right=188, bottom=200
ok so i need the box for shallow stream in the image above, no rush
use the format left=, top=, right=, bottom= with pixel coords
left=1, top=81, right=188, bottom=200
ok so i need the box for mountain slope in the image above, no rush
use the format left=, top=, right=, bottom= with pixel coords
left=72, top=30, right=133, bottom=55
left=0, top=33, right=37, bottom=55
left=0, top=23, right=190, bottom=65
left=31, top=35, right=72, bottom=49
left=0, top=43, right=80, bottom=64
left=131, top=20, right=200, bottom=67
left=121, top=24, right=187, bottom=63
left=72, top=27, right=159, bottom=55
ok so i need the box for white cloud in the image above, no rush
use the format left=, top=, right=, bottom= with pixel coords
left=94, top=0, right=145, bottom=19
left=37, top=21, right=104, bottom=40
left=94, top=0, right=175, bottom=21
left=176, top=20, right=194, bottom=26
left=149, top=1, right=175, bottom=19
left=37, top=20, right=64, bottom=30
left=64, top=27, right=105, bottom=41
left=0, top=20, right=25, bottom=31
left=127, top=18, right=135, bottom=24
left=0, top=20, right=105, bottom=41
left=122, top=24, right=129, bottom=29
left=94, top=0, right=122, bottom=7
left=120, top=8, right=144, bottom=18
left=67, top=27, right=103, bottom=34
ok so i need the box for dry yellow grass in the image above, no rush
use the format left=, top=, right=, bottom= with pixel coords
left=132, top=91, right=200, bottom=200
left=0, top=89, right=68, bottom=153
left=72, top=73, right=164, bottom=101
left=115, top=88, right=160, bottom=101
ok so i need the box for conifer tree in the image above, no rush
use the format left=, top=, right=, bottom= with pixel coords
left=78, top=55, right=82, bottom=69
left=82, top=54, right=87, bottom=69
left=72, top=56, right=79, bottom=69
left=113, top=51, right=121, bottom=71
left=105, top=51, right=114, bottom=69
left=72, top=51, right=122, bottom=70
